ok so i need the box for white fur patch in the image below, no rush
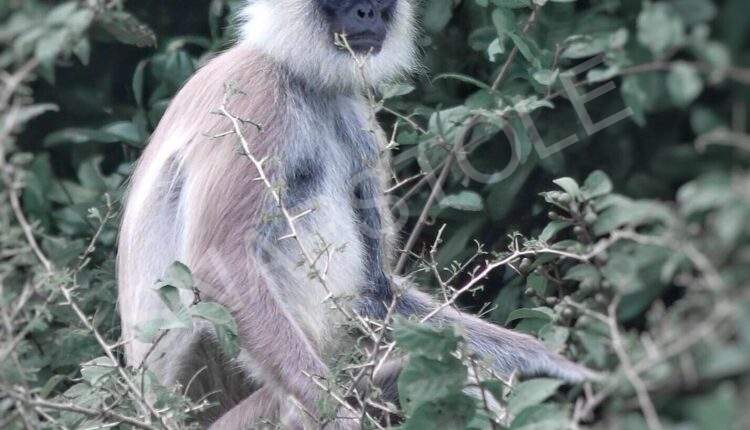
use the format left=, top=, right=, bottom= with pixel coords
left=238, top=0, right=418, bottom=90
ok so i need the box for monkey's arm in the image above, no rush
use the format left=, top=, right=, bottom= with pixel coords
left=178, top=134, right=358, bottom=428
left=200, top=264, right=329, bottom=407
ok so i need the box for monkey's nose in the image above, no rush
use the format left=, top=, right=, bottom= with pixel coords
left=355, top=5, right=376, bottom=21
left=338, top=1, right=387, bottom=53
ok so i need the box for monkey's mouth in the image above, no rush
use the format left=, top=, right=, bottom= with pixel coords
left=341, top=32, right=385, bottom=54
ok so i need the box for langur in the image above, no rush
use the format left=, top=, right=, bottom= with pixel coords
left=118, top=0, right=594, bottom=428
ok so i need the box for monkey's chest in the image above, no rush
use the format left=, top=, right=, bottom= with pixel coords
left=274, top=117, right=390, bottom=343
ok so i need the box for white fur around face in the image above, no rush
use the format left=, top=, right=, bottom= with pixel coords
left=238, top=0, right=417, bottom=91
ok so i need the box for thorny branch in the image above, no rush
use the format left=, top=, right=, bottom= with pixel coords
left=607, top=298, right=663, bottom=430
left=0, top=61, right=171, bottom=430
left=2, top=385, right=156, bottom=430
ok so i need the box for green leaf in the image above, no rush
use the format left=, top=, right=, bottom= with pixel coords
left=9, top=104, right=58, bottom=128
left=97, top=10, right=157, bottom=47
left=581, top=170, right=613, bottom=200
left=564, top=264, right=601, bottom=285
left=539, top=324, right=569, bottom=351
left=433, top=73, right=493, bottom=92
left=80, top=357, right=115, bottom=386
left=593, top=199, right=673, bottom=236
left=35, top=29, right=69, bottom=67
left=492, top=8, right=517, bottom=35
left=439, top=191, right=485, bottom=211
left=508, top=32, right=542, bottom=69
left=508, top=378, right=564, bottom=415
left=513, top=96, right=554, bottom=114
left=214, top=324, right=240, bottom=358
left=190, top=302, right=236, bottom=329
left=102, top=121, right=142, bottom=145
left=46, top=2, right=79, bottom=25
left=532, top=69, right=559, bottom=86
left=44, top=128, right=119, bottom=147
left=398, top=354, right=468, bottom=414
left=669, top=0, right=717, bottom=26
left=637, top=2, right=685, bottom=56
left=667, top=62, right=704, bottom=107
left=395, top=319, right=461, bottom=359
left=491, top=0, right=532, bottom=8
left=153, top=284, right=193, bottom=328
left=487, top=37, right=506, bottom=62
left=506, top=307, right=555, bottom=324
left=527, top=273, right=550, bottom=296
left=681, top=384, right=737, bottom=430
left=161, top=261, right=195, bottom=291
left=621, top=75, right=648, bottom=126
left=561, top=34, right=609, bottom=59
left=401, top=393, right=477, bottom=430
left=67, top=9, right=95, bottom=34
left=134, top=317, right=190, bottom=343
left=509, top=115, right=534, bottom=163
left=491, top=278, right=523, bottom=324
left=601, top=253, right=640, bottom=294
left=422, top=0, right=454, bottom=33
left=677, top=174, right=733, bottom=215
left=553, top=177, right=581, bottom=200
left=510, top=403, right=570, bottom=429
left=539, top=220, right=572, bottom=242
left=72, top=38, right=91, bottom=65
left=133, top=60, right=148, bottom=106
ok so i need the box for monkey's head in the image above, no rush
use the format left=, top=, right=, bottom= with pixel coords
left=239, top=0, right=418, bottom=91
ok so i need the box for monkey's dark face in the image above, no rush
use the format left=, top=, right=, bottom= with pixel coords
left=317, top=0, right=398, bottom=53
left=240, top=0, right=416, bottom=89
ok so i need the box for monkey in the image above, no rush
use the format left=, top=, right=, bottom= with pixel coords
left=117, top=0, right=594, bottom=428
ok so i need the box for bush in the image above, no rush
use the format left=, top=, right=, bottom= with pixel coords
left=1, top=0, right=749, bottom=429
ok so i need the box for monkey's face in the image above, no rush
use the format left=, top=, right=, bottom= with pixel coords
left=239, top=0, right=417, bottom=90
left=317, top=0, right=398, bottom=54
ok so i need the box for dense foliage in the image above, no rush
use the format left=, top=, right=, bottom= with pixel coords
left=1, top=0, right=749, bottom=429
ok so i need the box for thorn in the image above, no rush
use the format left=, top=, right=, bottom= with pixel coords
left=291, top=209, right=313, bottom=221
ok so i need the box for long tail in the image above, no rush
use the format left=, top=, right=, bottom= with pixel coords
left=393, top=289, right=596, bottom=383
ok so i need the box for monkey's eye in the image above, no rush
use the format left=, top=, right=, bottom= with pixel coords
left=373, top=0, right=396, bottom=7
left=375, top=0, right=397, bottom=21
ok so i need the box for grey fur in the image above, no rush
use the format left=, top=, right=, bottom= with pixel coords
left=117, top=1, right=593, bottom=429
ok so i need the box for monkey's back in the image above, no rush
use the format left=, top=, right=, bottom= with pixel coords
left=118, top=46, right=275, bottom=365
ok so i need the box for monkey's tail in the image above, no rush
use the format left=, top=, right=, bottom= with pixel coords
left=392, top=288, right=597, bottom=383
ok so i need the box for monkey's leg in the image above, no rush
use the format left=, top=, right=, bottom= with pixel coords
left=352, top=354, right=405, bottom=405
left=193, top=256, right=360, bottom=429
left=350, top=356, right=405, bottom=426
left=209, top=386, right=280, bottom=430
left=144, top=326, right=257, bottom=424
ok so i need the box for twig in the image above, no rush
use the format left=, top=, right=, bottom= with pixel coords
left=695, top=127, right=750, bottom=153
left=1, top=98, right=171, bottom=430
left=607, top=299, right=663, bottom=430
left=2, top=386, right=156, bottom=430
left=395, top=6, right=541, bottom=273
left=421, top=232, right=621, bottom=323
